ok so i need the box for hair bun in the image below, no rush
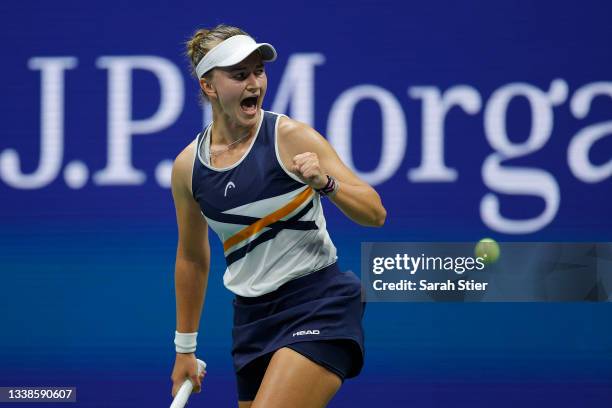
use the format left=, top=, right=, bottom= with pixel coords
left=186, top=28, right=210, bottom=59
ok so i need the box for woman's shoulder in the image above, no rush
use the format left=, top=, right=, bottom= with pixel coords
left=171, top=136, right=199, bottom=193
left=174, top=138, right=198, bottom=170
left=275, top=114, right=327, bottom=156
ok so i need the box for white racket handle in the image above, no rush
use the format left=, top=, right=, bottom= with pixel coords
left=170, top=359, right=207, bottom=408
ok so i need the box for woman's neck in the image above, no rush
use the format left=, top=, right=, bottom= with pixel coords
left=211, top=109, right=260, bottom=146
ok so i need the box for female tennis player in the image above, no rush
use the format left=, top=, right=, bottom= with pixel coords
left=170, top=24, right=386, bottom=408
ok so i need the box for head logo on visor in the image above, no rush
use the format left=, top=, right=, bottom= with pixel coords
left=195, top=35, right=277, bottom=78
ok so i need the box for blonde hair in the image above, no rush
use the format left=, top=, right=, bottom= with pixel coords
left=185, top=24, right=250, bottom=78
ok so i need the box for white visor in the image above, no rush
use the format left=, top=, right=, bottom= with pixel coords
left=195, top=34, right=277, bottom=78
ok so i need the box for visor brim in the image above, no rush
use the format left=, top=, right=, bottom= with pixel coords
left=216, top=43, right=277, bottom=68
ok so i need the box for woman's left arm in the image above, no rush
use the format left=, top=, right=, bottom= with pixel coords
left=278, top=117, right=387, bottom=227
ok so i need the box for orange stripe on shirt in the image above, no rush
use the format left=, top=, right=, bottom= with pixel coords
left=223, top=187, right=314, bottom=252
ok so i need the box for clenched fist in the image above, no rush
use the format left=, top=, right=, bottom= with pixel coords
left=292, top=152, right=327, bottom=189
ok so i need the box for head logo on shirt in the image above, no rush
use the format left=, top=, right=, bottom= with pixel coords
left=224, top=181, right=236, bottom=197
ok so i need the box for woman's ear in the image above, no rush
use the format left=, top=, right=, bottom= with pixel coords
left=200, top=77, right=217, bottom=100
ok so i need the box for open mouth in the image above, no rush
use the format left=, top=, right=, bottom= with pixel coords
left=240, top=96, right=259, bottom=115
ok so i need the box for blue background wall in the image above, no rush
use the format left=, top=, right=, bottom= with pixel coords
left=1, top=0, right=610, bottom=406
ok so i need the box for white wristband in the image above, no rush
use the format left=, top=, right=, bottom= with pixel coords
left=174, top=331, right=198, bottom=353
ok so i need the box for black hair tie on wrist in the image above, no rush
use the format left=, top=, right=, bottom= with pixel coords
left=315, top=175, right=338, bottom=197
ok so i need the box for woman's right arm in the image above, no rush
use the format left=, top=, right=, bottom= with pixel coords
left=170, top=142, right=210, bottom=397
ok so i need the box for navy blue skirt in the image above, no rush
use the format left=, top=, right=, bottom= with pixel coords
left=231, top=262, right=366, bottom=378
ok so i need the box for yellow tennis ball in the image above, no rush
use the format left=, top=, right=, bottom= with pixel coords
left=475, top=238, right=500, bottom=264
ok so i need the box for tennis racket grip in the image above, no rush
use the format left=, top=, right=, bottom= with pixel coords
left=170, top=359, right=207, bottom=408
